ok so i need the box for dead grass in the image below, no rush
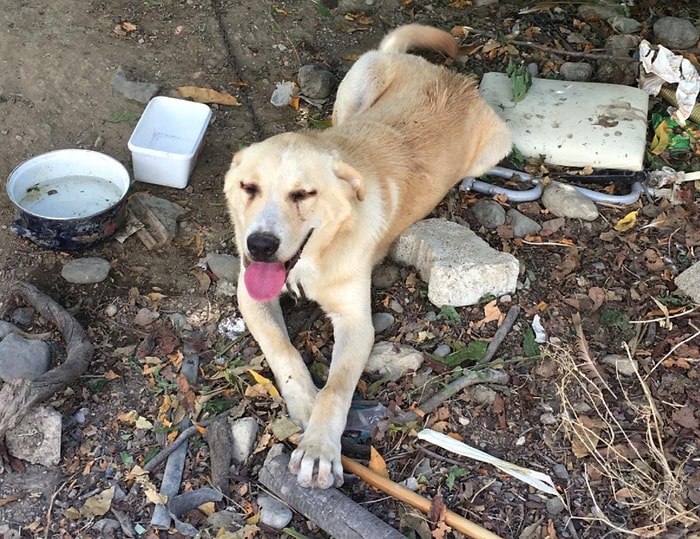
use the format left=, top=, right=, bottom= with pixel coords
left=551, top=339, right=699, bottom=537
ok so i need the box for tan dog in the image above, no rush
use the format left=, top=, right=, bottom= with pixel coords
left=224, top=24, right=511, bottom=489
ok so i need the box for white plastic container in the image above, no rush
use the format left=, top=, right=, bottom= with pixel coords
left=128, top=96, right=212, bottom=188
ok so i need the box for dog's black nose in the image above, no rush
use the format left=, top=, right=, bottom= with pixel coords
left=247, top=232, right=280, bottom=262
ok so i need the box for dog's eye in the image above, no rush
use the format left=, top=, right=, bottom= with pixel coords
left=241, top=182, right=259, bottom=198
left=289, top=189, right=317, bottom=203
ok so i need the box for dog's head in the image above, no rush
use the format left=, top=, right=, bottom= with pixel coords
left=223, top=133, right=365, bottom=302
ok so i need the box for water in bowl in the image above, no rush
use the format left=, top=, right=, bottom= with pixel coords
left=19, top=175, right=125, bottom=219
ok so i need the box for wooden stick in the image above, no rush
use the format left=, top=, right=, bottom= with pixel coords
left=341, top=456, right=504, bottom=539
left=259, top=454, right=405, bottom=539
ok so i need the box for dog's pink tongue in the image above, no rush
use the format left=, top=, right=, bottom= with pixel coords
left=244, top=262, right=286, bottom=302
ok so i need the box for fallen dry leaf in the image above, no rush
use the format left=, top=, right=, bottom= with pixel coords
left=368, top=446, right=389, bottom=478
left=177, top=85, right=241, bottom=106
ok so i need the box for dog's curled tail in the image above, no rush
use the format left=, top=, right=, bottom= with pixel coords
left=379, top=24, right=458, bottom=58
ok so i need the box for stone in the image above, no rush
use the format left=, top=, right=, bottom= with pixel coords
left=61, top=257, right=111, bottom=284
left=372, top=312, right=395, bottom=334
left=372, top=263, right=400, bottom=289
left=675, top=261, right=700, bottom=303
left=207, top=510, right=244, bottom=532
left=5, top=406, right=62, bottom=466
left=257, top=494, right=293, bottom=529
left=10, top=307, right=34, bottom=328
left=111, top=66, right=160, bottom=104
left=365, top=341, right=423, bottom=380
left=297, top=65, right=335, bottom=99
left=546, top=496, right=566, bottom=515
left=390, top=218, right=519, bottom=306
left=206, top=253, right=240, bottom=282
left=559, top=62, right=592, bottom=82
left=0, top=321, right=18, bottom=339
left=471, top=200, right=506, bottom=229
left=578, top=4, right=619, bottom=22
left=0, top=333, right=51, bottom=382
left=541, top=182, right=599, bottom=221
left=507, top=209, right=541, bottom=237
left=596, top=34, right=640, bottom=85
left=433, top=343, right=451, bottom=358
left=230, top=417, right=259, bottom=464
left=602, top=354, right=637, bottom=376
left=609, top=17, right=642, bottom=34
left=653, top=17, right=699, bottom=50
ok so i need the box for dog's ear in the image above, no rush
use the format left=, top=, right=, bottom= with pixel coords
left=231, top=147, right=247, bottom=167
left=333, top=160, right=366, bottom=201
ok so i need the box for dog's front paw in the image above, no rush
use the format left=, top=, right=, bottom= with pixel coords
left=288, top=430, right=343, bottom=489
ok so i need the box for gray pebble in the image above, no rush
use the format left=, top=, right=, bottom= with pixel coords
left=578, top=4, right=619, bottom=21
left=0, top=333, right=51, bottom=382
left=61, top=257, right=111, bottom=284
left=553, top=463, right=569, bottom=480
left=10, top=307, right=34, bottom=328
left=372, top=312, right=395, bottom=334
left=257, top=494, right=293, bottom=529
left=433, top=344, right=452, bottom=358
left=507, top=209, right=541, bottom=237
left=388, top=299, right=404, bottom=314
left=298, top=65, right=335, bottom=99
left=230, top=417, right=259, bottom=464
left=602, top=354, right=637, bottom=376
left=609, top=17, right=642, bottom=34
left=559, top=61, right=592, bottom=82
left=0, top=321, right=19, bottom=339
left=654, top=16, right=699, bottom=50
left=472, top=200, right=506, bottom=229
left=541, top=181, right=599, bottom=221
left=372, top=264, right=400, bottom=289
left=546, top=496, right=566, bottom=515
left=206, top=253, right=240, bottom=282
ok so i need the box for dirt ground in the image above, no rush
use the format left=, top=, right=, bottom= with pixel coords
left=1, top=1, right=699, bottom=538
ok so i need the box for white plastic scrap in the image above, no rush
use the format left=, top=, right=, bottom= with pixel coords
left=217, top=315, right=246, bottom=339
left=639, top=40, right=700, bottom=125
left=417, top=429, right=562, bottom=498
left=270, top=80, right=297, bottom=107
left=532, top=314, right=547, bottom=343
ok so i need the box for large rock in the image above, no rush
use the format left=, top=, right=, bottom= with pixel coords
left=653, top=17, right=699, bottom=50
left=675, top=261, right=700, bottom=303
left=390, top=218, right=519, bottom=307
left=5, top=406, right=62, bottom=466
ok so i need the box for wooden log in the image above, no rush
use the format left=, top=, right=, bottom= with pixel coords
left=259, top=454, right=406, bottom=539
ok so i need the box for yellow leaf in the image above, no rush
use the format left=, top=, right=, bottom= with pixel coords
left=144, top=486, right=168, bottom=505
left=135, top=415, right=154, bottom=430
left=614, top=210, right=638, bottom=232
left=248, top=369, right=281, bottom=398
left=80, top=486, right=115, bottom=518
left=368, top=446, right=389, bottom=478
left=118, top=410, right=139, bottom=424
left=650, top=119, right=670, bottom=155
left=177, top=85, right=241, bottom=106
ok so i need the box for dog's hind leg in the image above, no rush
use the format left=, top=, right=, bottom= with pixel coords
left=237, top=276, right=318, bottom=426
left=332, top=52, right=393, bottom=126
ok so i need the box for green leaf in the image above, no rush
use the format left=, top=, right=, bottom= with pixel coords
left=308, top=117, right=333, bottom=130
left=446, top=467, right=467, bottom=490
left=313, top=1, right=332, bottom=17
left=600, top=309, right=630, bottom=331
left=107, top=110, right=141, bottom=123
left=438, top=341, right=488, bottom=367
left=507, top=145, right=526, bottom=169
left=120, top=451, right=134, bottom=466
left=506, top=60, right=532, bottom=104
left=522, top=326, right=541, bottom=359
left=437, top=305, right=461, bottom=322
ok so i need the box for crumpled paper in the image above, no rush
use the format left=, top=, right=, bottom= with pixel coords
left=639, top=39, right=700, bottom=125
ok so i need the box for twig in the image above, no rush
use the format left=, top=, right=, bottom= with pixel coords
left=382, top=369, right=509, bottom=430
left=341, top=455, right=505, bottom=539
left=462, top=25, right=636, bottom=61
left=477, top=305, right=520, bottom=364
left=645, top=321, right=700, bottom=378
